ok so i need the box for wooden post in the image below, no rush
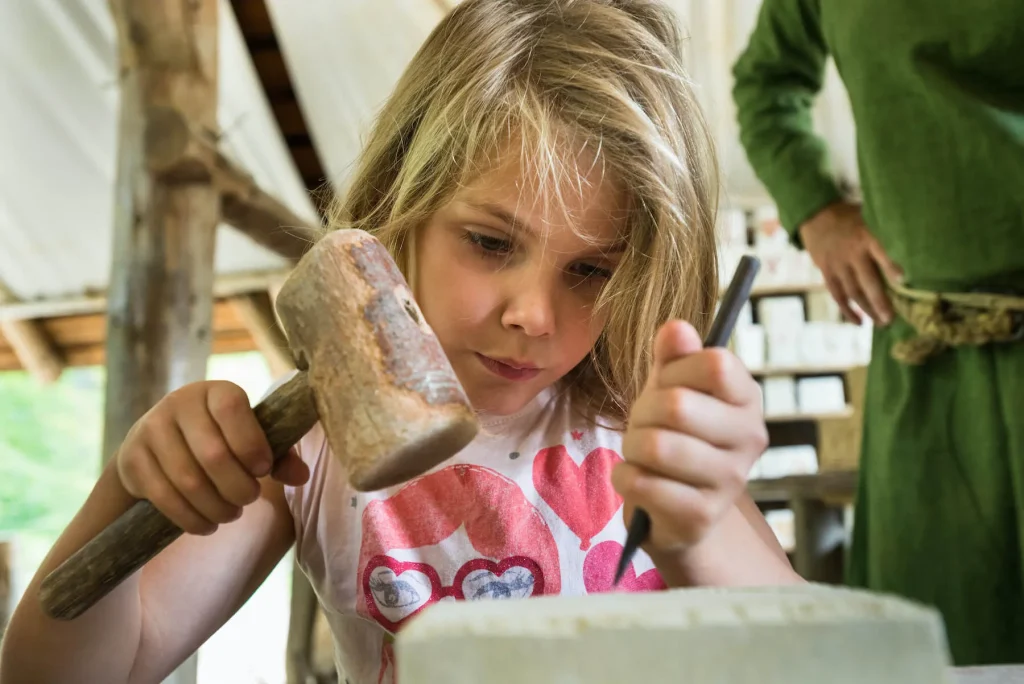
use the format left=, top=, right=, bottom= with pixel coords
left=0, top=539, right=11, bottom=640
left=105, top=2, right=221, bottom=682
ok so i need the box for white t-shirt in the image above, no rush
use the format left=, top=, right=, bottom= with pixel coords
left=284, top=385, right=666, bottom=684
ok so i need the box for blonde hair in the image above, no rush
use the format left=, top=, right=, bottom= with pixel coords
left=328, top=0, right=719, bottom=423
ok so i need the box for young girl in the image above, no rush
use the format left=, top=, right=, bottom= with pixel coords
left=2, top=1, right=802, bottom=682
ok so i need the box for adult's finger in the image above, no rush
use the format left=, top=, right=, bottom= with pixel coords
left=825, top=272, right=861, bottom=324
left=839, top=265, right=879, bottom=325
left=852, top=257, right=893, bottom=325
left=867, top=238, right=905, bottom=285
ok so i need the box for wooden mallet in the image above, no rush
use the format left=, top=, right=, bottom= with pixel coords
left=38, top=229, right=480, bottom=620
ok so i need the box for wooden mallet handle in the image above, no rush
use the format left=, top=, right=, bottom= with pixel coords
left=38, top=371, right=317, bottom=621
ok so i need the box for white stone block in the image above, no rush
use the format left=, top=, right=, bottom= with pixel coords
left=397, top=585, right=954, bottom=684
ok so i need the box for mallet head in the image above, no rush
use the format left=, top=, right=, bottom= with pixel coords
left=274, top=229, right=479, bottom=491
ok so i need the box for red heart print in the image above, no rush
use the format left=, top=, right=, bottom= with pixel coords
left=533, top=445, right=623, bottom=550
left=363, top=555, right=545, bottom=632
left=583, top=540, right=666, bottom=593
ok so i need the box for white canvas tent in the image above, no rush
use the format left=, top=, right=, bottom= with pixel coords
left=0, top=0, right=858, bottom=346
left=0, top=2, right=860, bottom=683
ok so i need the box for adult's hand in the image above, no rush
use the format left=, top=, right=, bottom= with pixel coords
left=799, top=202, right=904, bottom=325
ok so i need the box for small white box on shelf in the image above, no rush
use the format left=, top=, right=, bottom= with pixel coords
left=763, top=376, right=797, bottom=416
left=758, top=445, right=819, bottom=478
left=752, top=206, right=788, bottom=250
left=855, top=319, right=874, bottom=364
left=758, top=296, right=805, bottom=331
left=734, top=324, right=765, bottom=370
left=798, top=322, right=829, bottom=366
left=833, top=324, right=861, bottom=366
left=754, top=249, right=788, bottom=286
left=797, top=375, right=847, bottom=414
left=800, top=322, right=861, bottom=366
left=766, top=325, right=802, bottom=368
left=739, top=300, right=754, bottom=327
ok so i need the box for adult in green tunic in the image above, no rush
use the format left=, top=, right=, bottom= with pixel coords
left=731, top=0, right=1024, bottom=667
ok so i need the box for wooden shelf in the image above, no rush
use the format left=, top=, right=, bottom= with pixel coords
left=748, top=470, right=858, bottom=503
left=750, top=364, right=862, bottom=377
left=765, top=406, right=855, bottom=423
left=751, top=282, right=827, bottom=297
left=717, top=280, right=827, bottom=300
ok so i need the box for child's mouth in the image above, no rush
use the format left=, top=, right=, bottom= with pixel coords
left=475, top=354, right=542, bottom=382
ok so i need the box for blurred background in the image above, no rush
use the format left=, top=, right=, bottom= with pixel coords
left=0, top=1, right=868, bottom=682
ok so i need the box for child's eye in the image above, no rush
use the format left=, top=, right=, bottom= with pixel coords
left=463, top=230, right=513, bottom=257
left=571, top=263, right=613, bottom=281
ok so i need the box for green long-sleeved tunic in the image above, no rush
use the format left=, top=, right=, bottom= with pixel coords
left=733, top=0, right=1024, bottom=290
left=732, top=0, right=1024, bottom=668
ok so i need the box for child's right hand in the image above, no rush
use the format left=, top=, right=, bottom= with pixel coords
left=115, top=380, right=310, bottom=536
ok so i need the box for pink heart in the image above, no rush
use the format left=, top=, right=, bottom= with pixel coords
left=583, top=540, right=666, bottom=593
left=533, top=446, right=623, bottom=550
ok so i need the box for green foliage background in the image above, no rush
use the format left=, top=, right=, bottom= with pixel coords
left=0, top=367, right=104, bottom=538
left=0, top=353, right=274, bottom=598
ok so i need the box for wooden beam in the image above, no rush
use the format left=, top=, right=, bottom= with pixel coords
left=230, top=292, right=294, bottom=376
left=144, top=99, right=320, bottom=261
left=106, top=3, right=223, bottom=682
left=0, top=268, right=291, bottom=323
left=0, top=281, right=65, bottom=383
left=214, top=148, right=321, bottom=260
left=0, top=300, right=262, bottom=372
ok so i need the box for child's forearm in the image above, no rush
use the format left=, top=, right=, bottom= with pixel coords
left=0, top=457, right=146, bottom=684
left=650, top=504, right=805, bottom=588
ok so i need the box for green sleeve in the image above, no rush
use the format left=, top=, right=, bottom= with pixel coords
left=731, top=0, right=842, bottom=241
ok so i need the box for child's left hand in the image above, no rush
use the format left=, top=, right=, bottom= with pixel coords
left=613, top=319, right=768, bottom=557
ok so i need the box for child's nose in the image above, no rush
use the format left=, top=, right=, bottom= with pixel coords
left=500, top=279, right=556, bottom=337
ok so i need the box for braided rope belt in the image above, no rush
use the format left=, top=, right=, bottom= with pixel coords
left=886, top=280, right=1024, bottom=364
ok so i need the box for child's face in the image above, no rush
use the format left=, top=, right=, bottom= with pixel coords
left=415, top=150, right=628, bottom=415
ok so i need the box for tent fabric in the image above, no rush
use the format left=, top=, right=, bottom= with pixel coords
left=265, top=0, right=858, bottom=211
left=0, top=0, right=858, bottom=305
left=0, top=0, right=316, bottom=303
